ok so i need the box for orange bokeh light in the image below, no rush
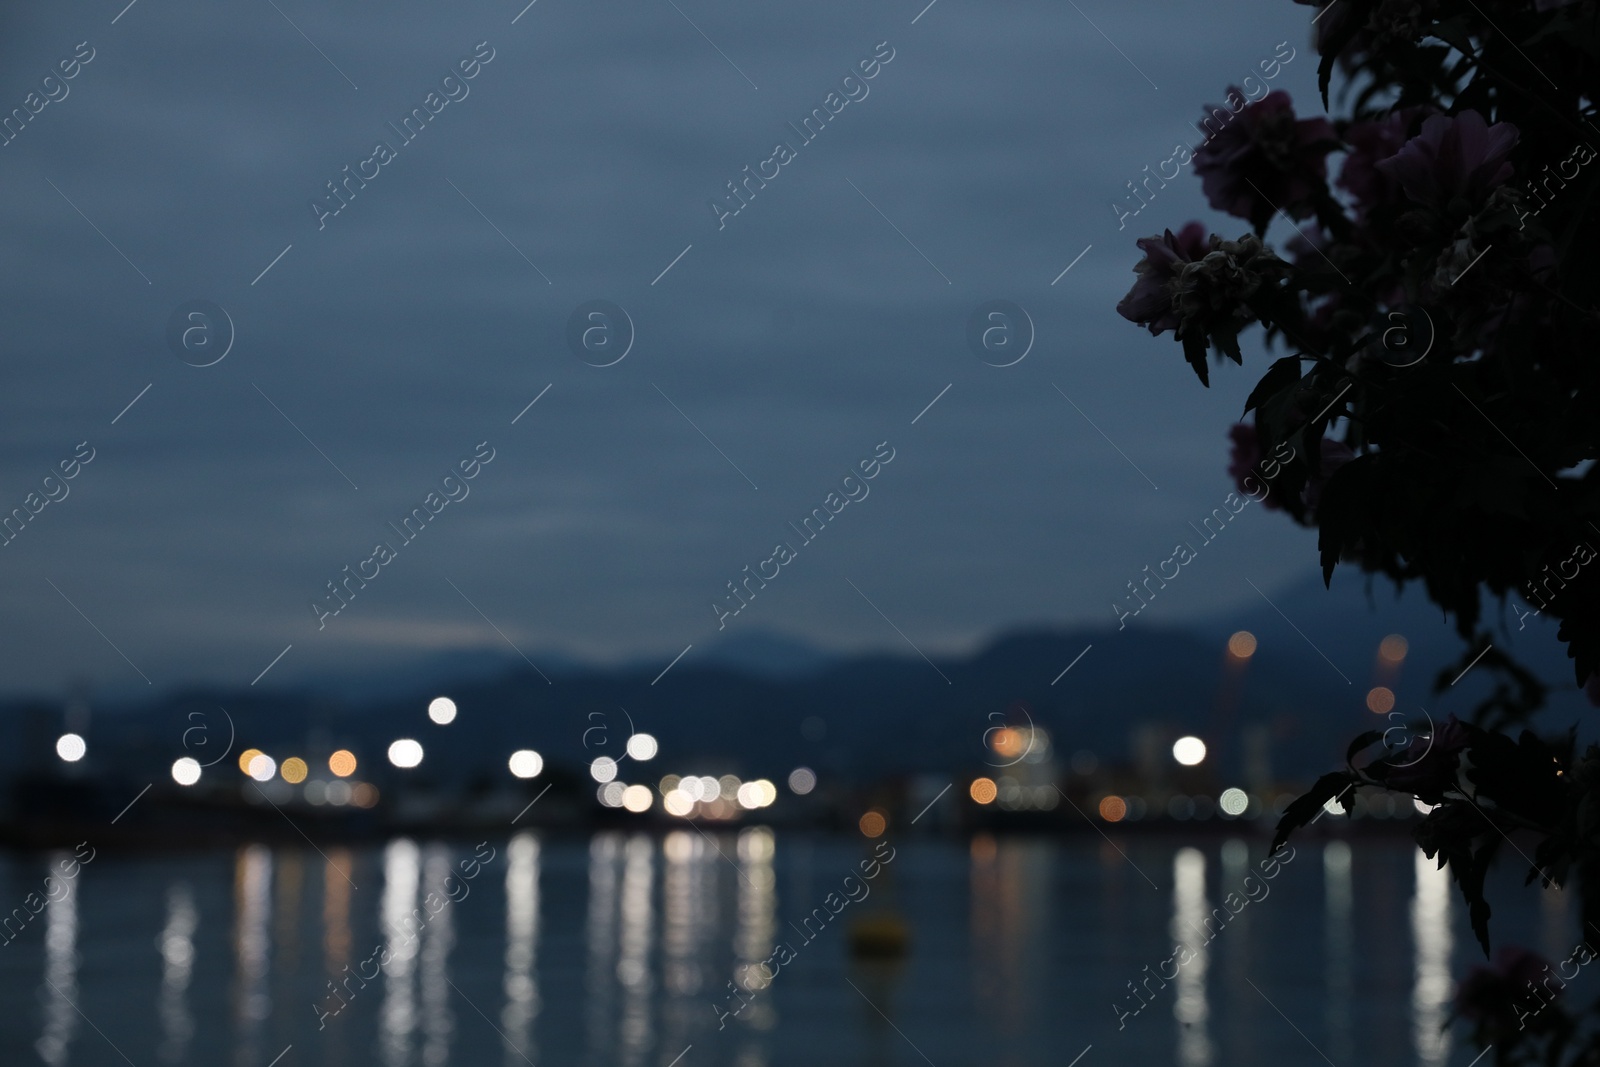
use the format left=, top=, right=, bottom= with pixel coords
left=969, top=777, right=998, bottom=804
left=328, top=749, right=357, bottom=778
left=990, top=728, right=1026, bottom=760
left=1228, top=631, right=1258, bottom=658
left=1367, top=686, right=1395, bottom=713
left=1379, top=634, right=1408, bottom=662
left=858, top=810, right=887, bottom=838
left=1098, top=795, right=1127, bottom=822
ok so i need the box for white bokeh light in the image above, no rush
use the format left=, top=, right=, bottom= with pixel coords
left=621, top=784, right=653, bottom=812
left=1172, top=736, right=1207, bottom=766
left=55, top=733, right=86, bottom=763
left=625, top=733, right=658, bottom=761
left=388, top=739, right=424, bottom=769
left=590, top=756, right=618, bottom=783
left=787, top=767, right=816, bottom=794
left=171, top=757, right=202, bottom=786
left=1219, top=787, right=1249, bottom=816
left=247, top=753, right=277, bottom=781
left=508, top=750, right=544, bottom=779
left=427, top=697, right=457, bottom=725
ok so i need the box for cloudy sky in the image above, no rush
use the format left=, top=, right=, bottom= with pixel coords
left=0, top=0, right=1333, bottom=695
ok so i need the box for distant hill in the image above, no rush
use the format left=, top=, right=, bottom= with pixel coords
left=6, top=575, right=1591, bottom=796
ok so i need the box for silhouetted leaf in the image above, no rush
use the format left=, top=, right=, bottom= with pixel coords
left=1346, top=729, right=1384, bottom=768
left=1180, top=331, right=1210, bottom=387
left=1315, top=455, right=1374, bottom=586
left=1243, top=356, right=1302, bottom=417
left=1271, top=771, right=1356, bottom=855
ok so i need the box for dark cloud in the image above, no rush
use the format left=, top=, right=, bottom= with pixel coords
left=0, top=0, right=1325, bottom=694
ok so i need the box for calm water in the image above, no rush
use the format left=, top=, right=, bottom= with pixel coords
left=0, top=830, right=1573, bottom=1067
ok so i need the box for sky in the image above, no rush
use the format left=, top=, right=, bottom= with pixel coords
left=0, top=0, right=1336, bottom=696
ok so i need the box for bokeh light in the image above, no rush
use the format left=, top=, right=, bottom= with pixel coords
left=171, top=757, right=201, bottom=786
left=1098, top=795, right=1127, bottom=822
left=1380, top=634, right=1409, bottom=662
left=590, top=756, right=618, bottom=783
left=989, top=727, right=1026, bottom=760
left=508, top=749, right=544, bottom=779
left=1219, top=787, right=1249, bottom=816
left=622, top=784, right=653, bottom=812
left=663, top=791, right=693, bottom=817
left=247, top=753, right=277, bottom=782
left=238, top=748, right=263, bottom=775
left=1366, top=686, right=1396, bottom=713
left=280, top=757, right=308, bottom=784
left=55, top=733, right=86, bottom=762
left=352, top=782, right=379, bottom=808
left=625, top=733, right=658, bottom=761
left=969, top=777, right=998, bottom=804
left=387, top=739, right=423, bottom=769
left=1172, top=736, right=1207, bottom=766
left=599, top=782, right=626, bottom=807
left=427, top=696, right=457, bottom=725
left=787, top=767, right=816, bottom=794
left=858, top=810, right=887, bottom=838
left=1228, top=630, right=1257, bottom=658
left=328, top=750, right=357, bottom=777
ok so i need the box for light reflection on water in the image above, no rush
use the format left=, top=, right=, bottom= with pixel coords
left=1172, top=847, right=1211, bottom=1067
left=501, top=832, right=538, bottom=1067
left=0, top=833, right=1566, bottom=1066
left=1411, top=847, right=1454, bottom=1067
left=35, top=848, right=76, bottom=1067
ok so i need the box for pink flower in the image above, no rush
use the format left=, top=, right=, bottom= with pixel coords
left=1228, top=422, right=1353, bottom=516
left=1228, top=423, right=1284, bottom=511
left=1194, top=89, right=1337, bottom=230
left=1303, top=437, right=1356, bottom=515
left=1116, top=223, right=1210, bottom=335
left=1375, top=110, right=1519, bottom=210
left=1338, top=106, right=1436, bottom=218
left=1455, top=945, right=1556, bottom=1033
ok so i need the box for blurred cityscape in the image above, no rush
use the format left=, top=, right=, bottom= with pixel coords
left=3, top=594, right=1536, bottom=848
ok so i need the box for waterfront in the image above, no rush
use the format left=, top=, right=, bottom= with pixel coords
left=0, top=831, right=1566, bottom=1067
